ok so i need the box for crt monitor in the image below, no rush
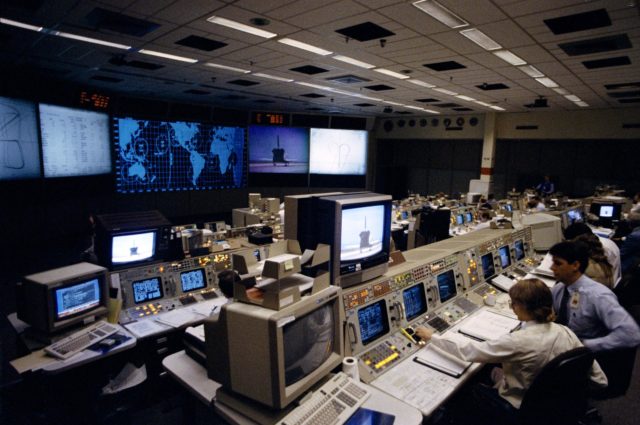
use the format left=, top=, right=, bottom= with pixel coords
left=17, top=262, right=108, bottom=335
left=456, top=214, right=464, bottom=225
left=514, top=239, right=526, bottom=262
left=481, top=253, right=496, bottom=280
left=358, top=299, right=390, bottom=346
left=437, top=269, right=457, bottom=303
left=315, top=193, right=392, bottom=288
left=465, top=212, right=474, bottom=223
left=95, top=210, right=172, bottom=270
left=180, top=268, right=208, bottom=293
left=503, top=204, right=513, bottom=212
left=132, top=277, right=164, bottom=304
left=498, top=245, right=512, bottom=269
left=205, top=286, right=344, bottom=409
left=403, top=284, right=428, bottom=321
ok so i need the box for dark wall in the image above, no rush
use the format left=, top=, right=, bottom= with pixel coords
left=374, top=138, right=483, bottom=199
left=492, top=139, right=640, bottom=198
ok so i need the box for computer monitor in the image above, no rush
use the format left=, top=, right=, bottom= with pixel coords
left=465, top=212, right=474, bottom=223
left=358, top=299, right=390, bottom=346
left=504, top=204, right=513, bottom=212
left=436, top=269, right=457, bottom=303
left=205, top=286, right=344, bottom=409
left=456, top=214, right=464, bottom=225
left=17, top=262, right=108, bottom=335
left=498, top=245, right=512, bottom=269
left=315, top=193, right=392, bottom=288
left=520, top=213, right=563, bottom=250
left=95, top=210, right=172, bottom=270
left=514, top=239, right=525, bottom=262
left=180, top=268, right=207, bottom=292
left=309, top=128, right=367, bottom=175
left=131, top=277, right=163, bottom=304
left=482, top=253, right=496, bottom=280
left=403, top=284, right=428, bottom=321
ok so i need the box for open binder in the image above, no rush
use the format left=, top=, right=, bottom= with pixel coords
left=414, top=344, right=471, bottom=378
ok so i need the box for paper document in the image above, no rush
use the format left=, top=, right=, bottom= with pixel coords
left=457, top=309, right=520, bottom=341
left=124, top=319, right=170, bottom=338
left=414, top=345, right=471, bottom=378
left=532, top=254, right=554, bottom=277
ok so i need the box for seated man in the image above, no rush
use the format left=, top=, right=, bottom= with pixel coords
left=536, top=175, right=555, bottom=196
left=549, top=241, right=640, bottom=352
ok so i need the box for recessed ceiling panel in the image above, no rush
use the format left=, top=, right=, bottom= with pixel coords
left=558, top=34, right=631, bottom=57
left=335, top=22, right=395, bottom=42
left=583, top=56, right=631, bottom=70
left=175, top=35, right=228, bottom=51
left=543, top=9, right=611, bottom=35
left=423, top=61, right=466, bottom=71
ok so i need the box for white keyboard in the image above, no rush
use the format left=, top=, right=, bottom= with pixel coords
left=278, top=372, right=371, bottom=425
left=45, top=321, right=119, bottom=359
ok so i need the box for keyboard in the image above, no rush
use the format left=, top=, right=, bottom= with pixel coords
left=278, top=372, right=371, bottom=425
left=45, top=321, right=119, bottom=360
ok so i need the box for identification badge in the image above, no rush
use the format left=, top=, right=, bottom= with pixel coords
left=570, top=292, right=580, bottom=308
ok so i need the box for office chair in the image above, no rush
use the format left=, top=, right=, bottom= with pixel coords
left=591, top=347, right=637, bottom=399
left=517, top=347, right=595, bottom=425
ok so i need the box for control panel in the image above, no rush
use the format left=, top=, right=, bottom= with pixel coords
left=112, top=252, right=231, bottom=323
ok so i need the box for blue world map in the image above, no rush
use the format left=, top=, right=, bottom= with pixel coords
left=115, top=118, right=246, bottom=193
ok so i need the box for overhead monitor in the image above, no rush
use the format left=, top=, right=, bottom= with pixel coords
left=114, top=117, right=246, bottom=192
left=482, top=253, right=496, bottom=280
left=0, top=96, right=40, bottom=180
left=248, top=126, right=309, bottom=173
left=309, top=128, right=367, bottom=175
left=403, top=284, right=428, bottom=321
left=39, top=103, right=111, bottom=177
left=498, top=245, right=512, bottom=269
left=436, top=269, right=457, bottom=303
left=358, top=299, right=390, bottom=346
left=112, top=231, right=155, bottom=265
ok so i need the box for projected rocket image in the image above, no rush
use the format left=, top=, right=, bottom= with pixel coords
left=249, top=126, right=309, bottom=173
left=340, top=205, right=385, bottom=261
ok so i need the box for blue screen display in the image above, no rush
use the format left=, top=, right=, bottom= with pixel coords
left=55, top=278, right=101, bottom=319
left=456, top=214, right=464, bottom=225
left=482, top=253, right=495, bottom=280
left=180, top=268, right=207, bottom=292
left=403, top=284, right=427, bottom=320
left=437, top=270, right=457, bottom=303
left=465, top=212, right=473, bottom=223
left=132, top=277, right=163, bottom=304
left=114, top=117, right=246, bottom=193
left=514, top=240, right=525, bottom=261
left=358, top=300, right=389, bottom=345
left=499, top=245, right=511, bottom=269
left=249, top=126, right=309, bottom=174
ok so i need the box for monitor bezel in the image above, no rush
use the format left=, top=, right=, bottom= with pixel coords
left=481, top=252, right=496, bottom=280
left=52, top=275, right=104, bottom=322
left=179, top=267, right=208, bottom=293
left=514, top=239, right=525, bottom=261
left=110, top=229, right=158, bottom=267
left=403, top=283, right=428, bottom=321
left=357, top=299, right=390, bottom=346
left=436, top=269, right=457, bottom=303
left=131, top=276, right=164, bottom=304
left=498, top=245, right=512, bottom=269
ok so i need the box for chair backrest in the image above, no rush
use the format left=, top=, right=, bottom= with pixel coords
left=519, top=347, right=594, bottom=425
left=592, top=346, right=638, bottom=399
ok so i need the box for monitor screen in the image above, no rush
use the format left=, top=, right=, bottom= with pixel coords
left=249, top=126, right=309, bottom=173
left=340, top=205, right=385, bottom=262
left=504, top=204, right=513, bottom=212
left=456, top=214, right=464, bottom=225
left=567, top=209, right=583, bottom=224
left=599, top=205, right=614, bottom=218
left=437, top=270, right=457, bottom=303
left=114, top=117, right=246, bottom=192
left=482, top=253, right=496, bottom=280
left=309, top=128, right=367, bottom=175
left=112, top=231, right=156, bottom=265
left=358, top=300, right=389, bottom=346
left=514, top=240, right=525, bottom=261
left=283, top=303, right=335, bottom=386
left=132, top=277, right=163, bottom=304
left=465, top=212, right=473, bottom=223
left=39, top=104, right=111, bottom=177
left=180, top=268, right=207, bottom=293
left=0, top=96, right=40, bottom=180
left=54, top=278, right=101, bottom=320
left=403, top=284, right=427, bottom=321
left=498, top=245, right=511, bottom=269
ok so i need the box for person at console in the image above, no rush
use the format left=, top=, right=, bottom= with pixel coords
left=564, top=223, right=621, bottom=287
left=549, top=241, right=640, bottom=352
left=536, top=175, right=555, bottom=196
left=415, top=279, right=607, bottom=411
left=474, top=210, right=493, bottom=230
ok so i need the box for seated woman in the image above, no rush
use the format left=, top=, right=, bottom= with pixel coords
left=572, top=234, right=615, bottom=288
left=415, top=279, right=607, bottom=412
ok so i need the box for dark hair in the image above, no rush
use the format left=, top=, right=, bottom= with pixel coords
left=563, top=222, right=593, bottom=241
left=217, top=269, right=241, bottom=298
left=509, top=279, right=555, bottom=322
left=480, top=210, right=492, bottom=221
left=549, top=241, right=589, bottom=273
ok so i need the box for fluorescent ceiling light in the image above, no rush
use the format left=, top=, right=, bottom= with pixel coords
left=564, top=94, right=581, bottom=102
left=455, top=95, right=476, bottom=101
left=552, top=87, right=569, bottom=95
left=433, top=87, right=458, bottom=96
left=383, top=101, right=403, bottom=106
left=490, top=105, right=506, bottom=111
left=575, top=101, right=589, bottom=107
left=206, top=16, right=277, bottom=39
left=535, top=77, right=559, bottom=88
left=332, top=55, right=375, bottom=69
left=412, top=0, right=468, bottom=29
left=373, top=68, right=410, bottom=79
left=55, top=31, right=131, bottom=50
left=493, top=50, right=526, bottom=66
left=296, top=82, right=332, bottom=90
left=0, top=17, right=43, bottom=32
left=423, top=109, right=440, bottom=114
left=251, top=73, right=293, bottom=82
left=278, top=38, right=332, bottom=55
left=205, top=62, right=250, bottom=73
left=408, top=79, right=436, bottom=88
left=459, top=28, right=501, bottom=51
left=518, top=65, right=544, bottom=78
left=139, top=49, right=198, bottom=63
left=474, top=100, right=492, bottom=107
left=404, top=105, right=425, bottom=111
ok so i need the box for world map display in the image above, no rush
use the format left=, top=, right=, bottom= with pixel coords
left=114, top=118, right=246, bottom=193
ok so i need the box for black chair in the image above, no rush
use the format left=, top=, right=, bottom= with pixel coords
left=591, top=347, right=637, bottom=399
left=517, top=347, right=595, bottom=425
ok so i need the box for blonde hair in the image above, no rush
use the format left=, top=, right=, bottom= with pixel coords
left=509, top=278, right=556, bottom=323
